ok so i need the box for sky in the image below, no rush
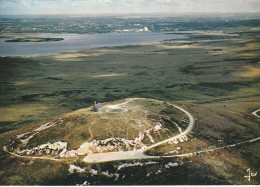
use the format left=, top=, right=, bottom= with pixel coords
left=0, top=0, right=260, bottom=15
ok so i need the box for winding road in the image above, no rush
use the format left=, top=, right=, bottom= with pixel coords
left=252, top=109, right=260, bottom=117
left=147, top=102, right=194, bottom=150
left=4, top=98, right=260, bottom=164
left=3, top=98, right=193, bottom=163
left=83, top=98, right=194, bottom=163
left=83, top=101, right=260, bottom=163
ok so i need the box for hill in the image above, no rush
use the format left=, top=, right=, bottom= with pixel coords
left=4, top=98, right=190, bottom=162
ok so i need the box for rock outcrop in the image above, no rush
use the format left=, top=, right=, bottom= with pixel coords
left=17, top=141, right=67, bottom=156
left=60, top=137, right=146, bottom=157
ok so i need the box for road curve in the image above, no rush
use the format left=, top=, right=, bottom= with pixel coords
left=85, top=104, right=260, bottom=163
left=84, top=98, right=194, bottom=163
left=147, top=102, right=194, bottom=150
left=4, top=99, right=259, bottom=164
left=252, top=109, right=260, bottom=117
left=3, top=98, right=194, bottom=163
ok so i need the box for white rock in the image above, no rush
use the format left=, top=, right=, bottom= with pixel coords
left=90, top=169, right=98, bottom=175
left=168, top=162, right=179, bottom=167
left=69, top=164, right=86, bottom=174
left=17, top=141, right=67, bottom=156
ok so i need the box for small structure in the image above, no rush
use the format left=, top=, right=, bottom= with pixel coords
left=92, top=101, right=103, bottom=112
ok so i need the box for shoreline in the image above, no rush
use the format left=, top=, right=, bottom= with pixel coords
left=0, top=41, right=159, bottom=58
left=0, top=32, right=185, bottom=57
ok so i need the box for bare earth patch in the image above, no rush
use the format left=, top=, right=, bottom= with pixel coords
left=239, top=66, right=260, bottom=78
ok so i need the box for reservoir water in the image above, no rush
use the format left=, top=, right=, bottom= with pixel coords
left=0, top=32, right=184, bottom=57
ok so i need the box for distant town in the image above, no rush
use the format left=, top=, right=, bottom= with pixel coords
left=0, top=16, right=152, bottom=34
left=0, top=14, right=258, bottom=34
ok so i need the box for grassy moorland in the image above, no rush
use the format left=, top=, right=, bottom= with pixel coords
left=0, top=27, right=259, bottom=185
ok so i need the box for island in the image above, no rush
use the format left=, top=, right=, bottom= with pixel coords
left=5, top=36, right=64, bottom=42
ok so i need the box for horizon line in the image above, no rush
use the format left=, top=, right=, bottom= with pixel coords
left=1, top=12, right=260, bottom=16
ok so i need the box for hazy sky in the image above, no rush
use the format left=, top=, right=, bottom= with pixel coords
left=0, top=0, right=260, bottom=15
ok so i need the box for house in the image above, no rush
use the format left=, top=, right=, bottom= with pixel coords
left=92, top=102, right=103, bottom=112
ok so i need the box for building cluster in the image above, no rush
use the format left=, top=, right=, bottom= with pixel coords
left=0, top=16, right=151, bottom=34
left=115, top=27, right=150, bottom=33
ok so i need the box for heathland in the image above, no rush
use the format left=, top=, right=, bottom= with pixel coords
left=0, top=15, right=259, bottom=185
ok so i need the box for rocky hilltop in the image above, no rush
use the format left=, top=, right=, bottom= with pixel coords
left=4, top=98, right=189, bottom=161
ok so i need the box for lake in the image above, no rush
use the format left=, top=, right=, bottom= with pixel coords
left=0, top=32, right=185, bottom=57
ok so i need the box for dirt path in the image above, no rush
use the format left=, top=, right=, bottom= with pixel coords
left=146, top=102, right=194, bottom=150
left=83, top=100, right=260, bottom=163
left=83, top=98, right=194, bottom=163
left=83, top=136, right=260, bottom=163
left=163, top=136, right=260, bottom=158
left=3, top=146, right=64, bottom=161
left=4, top=99, right=258, bottom=164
